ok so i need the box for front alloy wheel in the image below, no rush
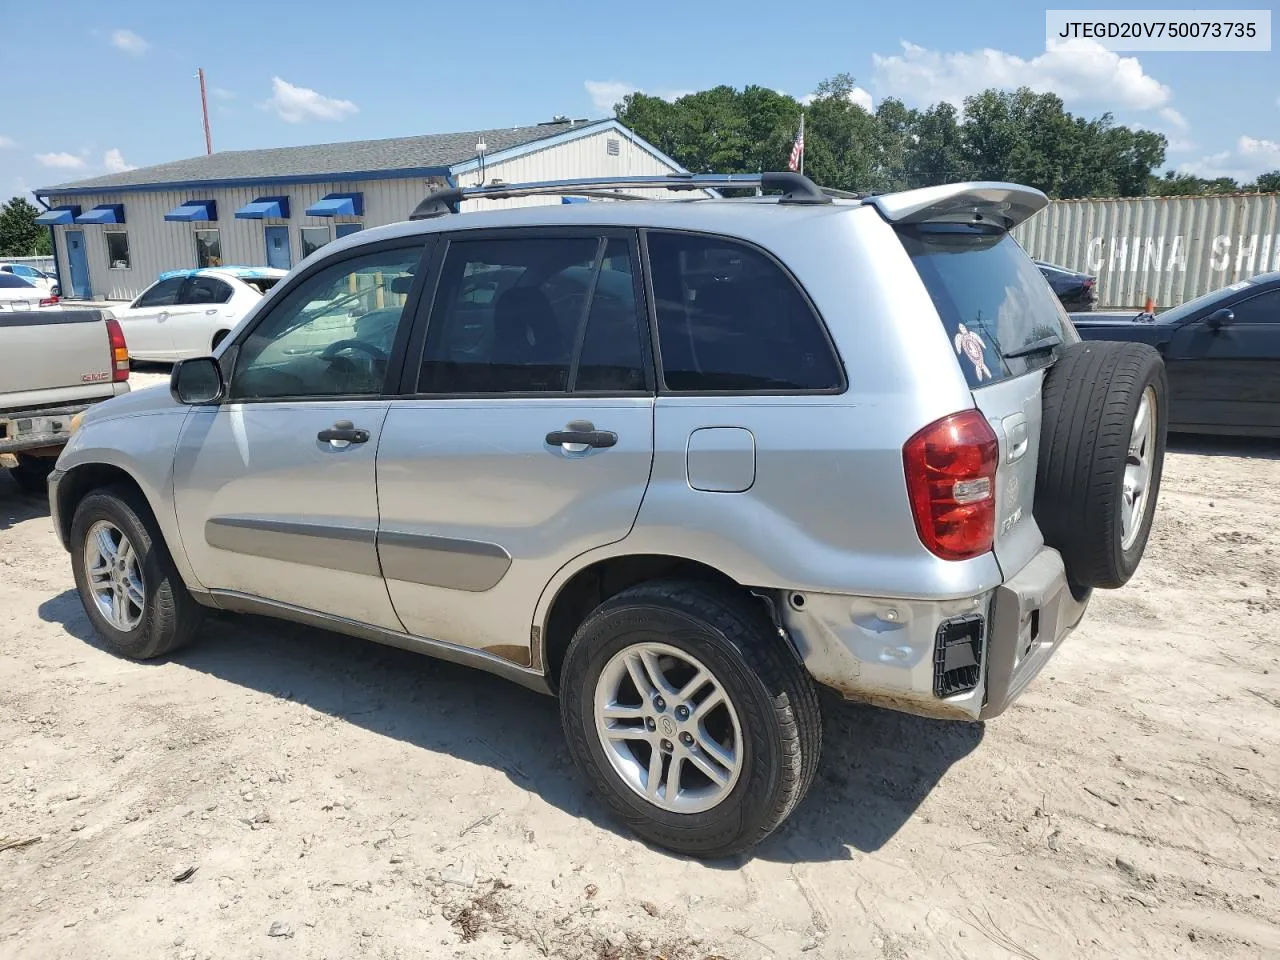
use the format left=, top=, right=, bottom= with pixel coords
left=84, top=520, right=146, bottom=631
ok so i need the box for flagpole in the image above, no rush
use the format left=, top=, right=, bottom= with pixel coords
left=799, top=112, right=805, bottom=176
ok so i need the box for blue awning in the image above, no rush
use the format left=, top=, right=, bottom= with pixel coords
left=561, top=196, right=591, bottom=204
left=35, top=205, right=81, bottom=225
left=75, top=204, right=126, bottom=225
left=305, top=192, right=363, bottom=217
left=235, top=196, right=290, bottom=219
left=165, top=200, right=217, bottom=222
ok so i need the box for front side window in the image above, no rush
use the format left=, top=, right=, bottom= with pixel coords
left=416, top=234, right=646, bottom=395
left=647, top=232, right=843, bottom=392
left=182, top=276, right=233, bottom=305
left=229, top=245, right=424, bottom=400
left=194, top=229, right=221, bottom=268
left=1229, top=289, right=1280, bottom=324
left=133, top=276, right=185, bottom=308
left=105, top=232, right=131, bottom=270
left=300, top=226, right=330, bottom=259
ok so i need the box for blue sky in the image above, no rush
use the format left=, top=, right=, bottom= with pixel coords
left=2, top=0, right=1277, bottom=201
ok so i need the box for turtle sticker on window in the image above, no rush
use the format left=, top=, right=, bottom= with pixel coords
left=953, top=323, right=992, bottom=382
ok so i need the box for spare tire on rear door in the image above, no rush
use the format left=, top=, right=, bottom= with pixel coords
left=1034, top=341, right=1167, bottom=591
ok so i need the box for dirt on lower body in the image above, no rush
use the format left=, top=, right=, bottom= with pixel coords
left=1, top=434, right=1277, bottom=960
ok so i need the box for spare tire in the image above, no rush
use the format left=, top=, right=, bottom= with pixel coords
left=1034, top=341, right=1167, bottom=590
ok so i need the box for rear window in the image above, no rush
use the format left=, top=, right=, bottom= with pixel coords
left=900, top=225, right=1076, bottom=388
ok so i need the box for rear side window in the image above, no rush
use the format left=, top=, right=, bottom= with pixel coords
left=0, top=273, right=34, bottom=289
left=646, top=232, right=843, bottom=392
left=182, top=276, right=233, bottom=304
left=899, top=226, right=1075, bottom=388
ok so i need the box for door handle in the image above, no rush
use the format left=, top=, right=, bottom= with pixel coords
left=157, top=311, right=169, bottom=321
left=318, top=420, right=370, bottom=448
left=546, top=420, right=617, bottom=451
left=205, top=308, right=218, bottom=315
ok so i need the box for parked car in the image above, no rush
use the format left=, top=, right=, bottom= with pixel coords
left=0, top=262, right=58, bottom=296
left=113, top=267, right=286, bottom=362
left=1035, top=259, right=1097, bottom=311
left=49, top=173, right=1166, bottom=858
left=1072, top=271, right=1280, bottom=438
left=1, top=308, right=130, bottom=492
left=0, top=273, right=60, bottom=310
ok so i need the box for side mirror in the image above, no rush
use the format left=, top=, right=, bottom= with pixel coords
left=1207, top=307, right=1234, bottom=331
left=170, top=357, right=224, bottom=405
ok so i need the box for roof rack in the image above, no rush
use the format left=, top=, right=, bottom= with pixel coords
left=409, top=171, right=836, bottom=219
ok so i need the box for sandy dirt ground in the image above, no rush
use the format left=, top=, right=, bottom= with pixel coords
left=2, top=376, right=1277, bottom=959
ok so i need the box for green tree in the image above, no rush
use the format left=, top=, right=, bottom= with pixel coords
left=0, top=197, right=46, bottom=257
left=905, top=102, right=969, bottom=187
left=1148, top=171, right=1241, bottom=195
left=1245, top=170, right=1280, bottom=192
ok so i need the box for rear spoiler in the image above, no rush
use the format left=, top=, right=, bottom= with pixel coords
left=865, top=182, right=1048, bottom=231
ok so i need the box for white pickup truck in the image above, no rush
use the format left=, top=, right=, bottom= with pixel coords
left=0, top=309, right=130, bottom=492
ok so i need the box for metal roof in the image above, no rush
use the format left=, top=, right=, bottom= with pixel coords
left=38, top=120, right=600, bottom=194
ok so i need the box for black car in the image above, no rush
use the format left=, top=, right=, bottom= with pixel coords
left=1071, top=271, right=1280, bottom=438
left=1036, top=260, right=1097, bottom=311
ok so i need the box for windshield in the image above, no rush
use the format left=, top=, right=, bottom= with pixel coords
left=899, top=224, right=1078, bottom=388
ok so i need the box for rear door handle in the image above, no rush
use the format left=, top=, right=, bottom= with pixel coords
left=546, top=421, right=617, bottom=451
left=157, top=311, right=169, bottom=321
left=205, top=308, right=218, bottom=315
left=318, top=420, right=370, bottom=447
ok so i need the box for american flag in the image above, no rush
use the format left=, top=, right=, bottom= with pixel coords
left=787, top=114, right=805, bottom=173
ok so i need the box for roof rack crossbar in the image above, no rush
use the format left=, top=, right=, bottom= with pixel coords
left=409, top=171, right=836, bottom=219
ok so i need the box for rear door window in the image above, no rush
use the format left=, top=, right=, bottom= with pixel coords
left=181, top=276, right=234, bottom=305
left=646, top=232, right=843, bottom=392
left=899, top=225, right=1077, bottom=388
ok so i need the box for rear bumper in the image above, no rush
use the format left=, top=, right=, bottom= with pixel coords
left=0, top=402, right=93, bottom=455
left=979, top=547, right=1089, bottom=719
left=782, top=545, right=1088, bottom=721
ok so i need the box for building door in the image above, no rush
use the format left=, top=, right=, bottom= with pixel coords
left=264, top=226, right=291, bottom=270
left=64, top=231, right=92, bottom=299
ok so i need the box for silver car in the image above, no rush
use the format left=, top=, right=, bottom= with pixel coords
left=49, top=173, right=1167, bottom=858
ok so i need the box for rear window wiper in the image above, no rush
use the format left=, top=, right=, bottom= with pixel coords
left=1004, top=334, right=1062, bottom=359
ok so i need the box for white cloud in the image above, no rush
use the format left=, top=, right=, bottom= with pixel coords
left=262, top=77, right=358, bottom=123
left=1158, top=107, right=1188, bottom=131
left=583, top=80, right=694, bottom=113
left=35, top=152, right=86, bottom=170
left=872, top=39, right=1171, bottom=112
left=0, top=135, right=14, bottom=149
left=103, top=148, right=135, bottom=173
left=800, top=86, right=874, bottom=110
left=1179, top=135, right=1280, bottom=181
left=212, top=87, right=236, bottom=101
left=110, top=29, right=148, bottom=56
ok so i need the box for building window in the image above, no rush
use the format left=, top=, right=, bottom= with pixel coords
left=607, top=137, right=620, bottom=156
left=194, top=229, right=222, bottom=268
left=105, top=231, right=131, bottom=270
left=335, top=222, right=363, bottom=240
left=300, top=226, right=331, bottom=259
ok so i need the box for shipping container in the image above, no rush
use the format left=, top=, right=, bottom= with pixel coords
left=1014, top=193, right=1280, bottom=308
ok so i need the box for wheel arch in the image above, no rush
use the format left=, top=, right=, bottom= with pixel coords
left=54, top=461, right=151, bottom=548
left=537, top=551, right=776, bottom=693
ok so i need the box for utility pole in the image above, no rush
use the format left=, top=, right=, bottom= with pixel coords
left=197, top=68, right=213, bottom=155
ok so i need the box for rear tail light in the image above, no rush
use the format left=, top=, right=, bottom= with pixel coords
left=38, top=295, right=60, bottom=307
left=1082, top=278, right=1095, bottom=289
left=903, top=409, right=999, bottom=561
left=105, top=317, right=130, bottom=381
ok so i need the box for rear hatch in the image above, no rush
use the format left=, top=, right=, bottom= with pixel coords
left=0, top=309, right=123, bottom=410
left=874, top=186, right=1076, bottom=578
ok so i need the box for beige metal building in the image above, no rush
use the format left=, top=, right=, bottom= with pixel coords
left=34, top=119, right=694, bottom=301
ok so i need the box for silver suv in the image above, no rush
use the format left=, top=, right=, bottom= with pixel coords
left=49, top=173, right=1166, bottom=858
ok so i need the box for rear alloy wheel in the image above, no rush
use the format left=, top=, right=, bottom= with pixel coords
left=560, top=580, right=822, bottom=859
left=1035, top=341, right=1168, bottom=590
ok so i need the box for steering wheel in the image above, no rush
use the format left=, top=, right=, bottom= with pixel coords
left=321, top=339, right=387, bottom=362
